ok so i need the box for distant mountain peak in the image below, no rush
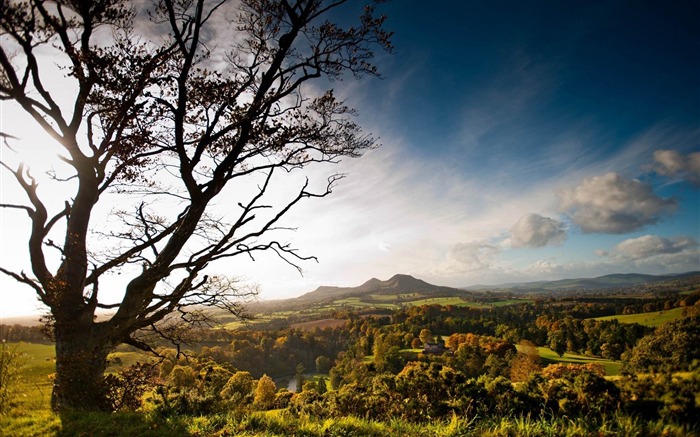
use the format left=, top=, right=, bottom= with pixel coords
left=295, top=273, right=466, bottom=302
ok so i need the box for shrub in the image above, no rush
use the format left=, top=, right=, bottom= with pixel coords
left=0, top=341, right=27, bottom=415
left=104, top=362, right=158, bottom=411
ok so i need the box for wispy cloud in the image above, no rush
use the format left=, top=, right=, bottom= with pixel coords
left=608, top=235, right=698, bottom=261
left=653, top=149, right=700, bottom=186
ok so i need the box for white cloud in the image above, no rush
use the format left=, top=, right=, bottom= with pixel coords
left=522, top=259, right=566, bottom=277
left=510, top=213, right=566, bottom=248
left=559, top=172, right=676, bottom=234
left=441, top=241, right=501, bottom=275
left=653, top=149, right=700, bottom=186
left=610, top=234, right=698, bottom=261
left=583, top=235, right=700, bottom=275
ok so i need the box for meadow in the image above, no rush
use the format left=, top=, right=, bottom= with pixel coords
left=535, top=347, right=622, bottom=375
left=592, top=306, right=685, bottom=327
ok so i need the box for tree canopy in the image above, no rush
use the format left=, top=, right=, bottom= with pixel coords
left=0, top=0, right=391, bottom=411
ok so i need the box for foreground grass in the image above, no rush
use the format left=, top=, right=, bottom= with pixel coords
left=1, top=409, right=697, bottom=437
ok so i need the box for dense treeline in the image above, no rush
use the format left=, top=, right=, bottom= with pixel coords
left=132, top=314, right=700, bottom=427
left=384, top=303, right=652, bottom=359
left=0, top=324, right=51, bottom=344
left=198, top=327, right=353, bottom=379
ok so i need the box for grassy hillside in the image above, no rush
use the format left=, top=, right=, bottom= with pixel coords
left=536, top=347, right=622, bottom=376
left=591, top=306, right=686, bottom=327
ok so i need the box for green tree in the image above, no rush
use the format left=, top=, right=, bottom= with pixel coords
left=295, top=363, right=306, bottom=393
left=253, top=374, right=276, bottom=410
left=167, top=365, right=197, bottom=389
left=221, top=371, right=255, bottom=404
left=548, top=331, right=567, bottom=357
left=623, top=316, right=700, bottom=372
left=315, top=356, right=332, bottom=374
left=0, top=0, right=391, bottom=412
left=316, top=375, right=328, bottom=394
left=330, top=367, right=343, bottom=390
left=419, top=328, right=434, bottom=346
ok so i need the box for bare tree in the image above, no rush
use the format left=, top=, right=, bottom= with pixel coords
left=0, top=0, right=391, bottom=411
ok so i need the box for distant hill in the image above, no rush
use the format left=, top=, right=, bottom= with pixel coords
left=296, top=274, right=469, bottom=303
left=463, top=271, right=700, bottom=292
left=0, top=315, right=44, bottom=326
left=250, top=271, right=700, bottom=313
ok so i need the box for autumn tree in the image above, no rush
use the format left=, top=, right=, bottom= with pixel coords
left=253, top=374, right=276, bottom=409
left=419, top=328, right=434, bottom=346
left=0, top=0, right=391, bottom=411
left=221, top=370, right=255, bottom=405
left=510, top=340, right=541, bottom=383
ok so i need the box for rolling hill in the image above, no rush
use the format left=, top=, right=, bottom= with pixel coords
left=248, top=274, right=477, bottom=312
left=296, top=274, right=469, bottom=302
left=246, top=271, right=699, bottom=314
left=463, top=271, right=700, bottom=292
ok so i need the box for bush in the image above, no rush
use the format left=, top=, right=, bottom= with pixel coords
left=104, top=362, right=158, bottom=411
left=0, top=341, right=27, bottom=415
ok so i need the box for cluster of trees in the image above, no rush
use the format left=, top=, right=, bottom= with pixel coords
left=122, top=351, right=698, bottom=426
left=0, top=324, right=51, bottom=344
left=309, top=362, right=624, bottom=422
left=145, top=300, right=698, bottom=408
left=198, top=327, right=351, bottom=379
left=622, top=316, right=700, bottom=373
left=294, top=314, right=698, bottom=425
left=383, top=304, right=652, bottom=359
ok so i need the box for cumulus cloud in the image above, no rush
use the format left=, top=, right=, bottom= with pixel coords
left=522, top=259, right=566, bottom=276
left=510, top=213, right=566, bottom=248
left=592, top=234, right=700, bottom=274
left=653, top=149, right=700, bottom=185
left=443, top=241, right=500, bottom=274
left=610, top=234, right=698, bottom=260
left=559, top=172, right=676, bottom=234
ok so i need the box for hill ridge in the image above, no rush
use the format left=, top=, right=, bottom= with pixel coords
left=296, top=273, right=466, bottom=302
left=463, top=271, right=700, bottom=291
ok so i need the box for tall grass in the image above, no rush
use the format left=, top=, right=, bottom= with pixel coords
left=2, top=408, right=698, bottom=437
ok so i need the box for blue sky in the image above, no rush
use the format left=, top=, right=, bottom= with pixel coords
left=1, top=0, right=699, bottom=317
left=290, top=0, right=700, bottom=290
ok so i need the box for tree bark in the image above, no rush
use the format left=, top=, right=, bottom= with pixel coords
left=51, top=322, right=112, bottom=412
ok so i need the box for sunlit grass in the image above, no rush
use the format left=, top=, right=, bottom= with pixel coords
left=591, top=306, right=685, bottom=327
left=107, top=350, right=153, bottom=373
left=536, top=346, right=622, bottom=375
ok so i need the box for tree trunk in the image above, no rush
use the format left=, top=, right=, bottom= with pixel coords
left=51, top=324, right=112, bottom=412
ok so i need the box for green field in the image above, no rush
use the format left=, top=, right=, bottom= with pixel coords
left=2, top=342, right=56, bottom=422
left=331, top=296, right=532, bottom=309
left=333, top=297, right=396, bottom=308
left=591, top=306, right=685, bottom=327
left=107, top=350, right=153, bottom=372
left=536, top=347, right=622, bottom=375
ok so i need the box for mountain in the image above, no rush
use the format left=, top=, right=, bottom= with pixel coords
left=248, top=271, right=700, bottom=314
left=296, top=274, right=468, bottom=303
left=463, top=271, right=700, bottom=292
